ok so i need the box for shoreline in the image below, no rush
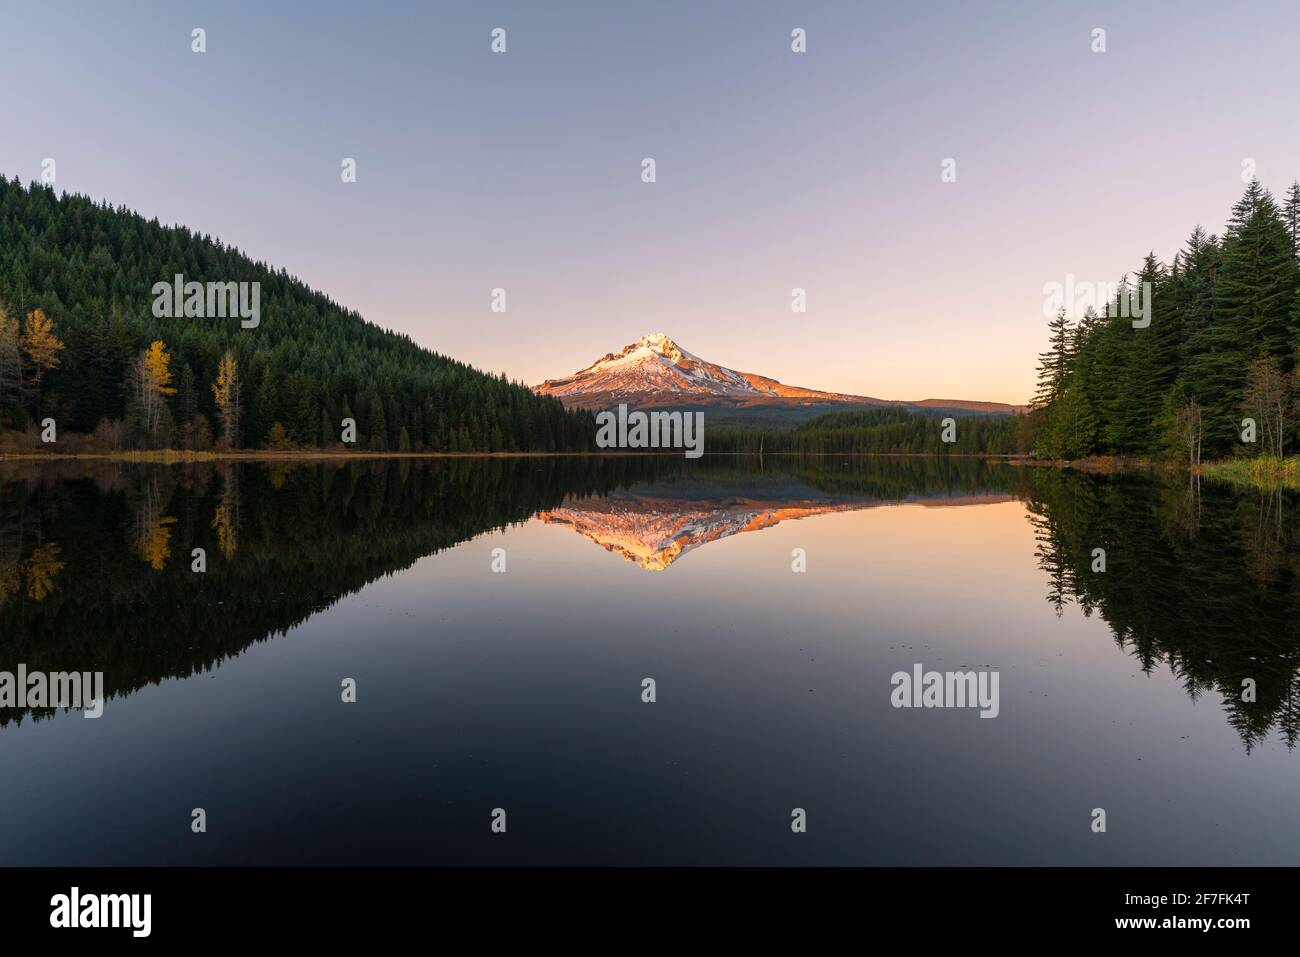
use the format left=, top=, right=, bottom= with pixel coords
left=0, top=449, right=615, bottom=462
left=1197, top=456, right=1300, bottom=491
left=0, top=449, right=1033, bottom=463
left=2, top=448, right=1296, bottom=490
left=1030, top=454, right=1300, bottom=491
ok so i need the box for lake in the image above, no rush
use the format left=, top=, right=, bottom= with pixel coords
left=2, top=455, right=1298, bottom=865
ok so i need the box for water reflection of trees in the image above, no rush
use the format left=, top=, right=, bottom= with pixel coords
left=4, top=455, right=1300, bottom=750
left=1026, top=468, right=1300, bottom=752
left=0, top=456, right=684, bottom=725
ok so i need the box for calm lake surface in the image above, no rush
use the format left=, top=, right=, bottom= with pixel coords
left=2, top=455, right=1298, bottom=865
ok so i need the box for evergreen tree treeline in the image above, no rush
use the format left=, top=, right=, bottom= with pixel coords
left=0, top=178, right=594, bottom=452
left=709, top=406, right=1023, bottom=455
left=1032, top=179, right=1300, bottom=461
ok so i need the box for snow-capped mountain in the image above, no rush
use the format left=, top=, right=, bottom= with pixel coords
left=538, top=486, right=1017, bottom=570
left=534, top=332, right=874, bottom=407
left=538, top=496, right=862, bottom=571
left=534, top=333, right=1023, bottom=413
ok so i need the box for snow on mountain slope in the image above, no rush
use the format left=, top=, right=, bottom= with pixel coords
left=538, top=497, right=861, bottom=570
left=534, top=333, right=881, bottom=406
left=534, top=333, right=1025, bottom=413
left=537, top=488, right=1019, bottom=570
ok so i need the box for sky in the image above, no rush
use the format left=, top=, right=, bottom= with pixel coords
left=4, top=0, right=1300, bottom=405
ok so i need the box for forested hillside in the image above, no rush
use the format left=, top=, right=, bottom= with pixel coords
left=709, top=406, right=1024, bottom=455
left=1031, top=179, right=1300, bottom=462
left=0, top=178, right=594, bottom=452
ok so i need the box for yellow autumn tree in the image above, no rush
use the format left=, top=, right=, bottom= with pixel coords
left=23, top=542, right=66, bottom=601
left=133, top=339, right=178, bottom=440
left=134, top=479, right=176, bottom=570
left=139, top=515, right=177, bottom=571
left=212, top=467, right=240, bottom=559
left=211, top=351, right=241, bottom=447
left=20, top=308, right=64, bottom=402
left=212, top=503, right=237, bottom=559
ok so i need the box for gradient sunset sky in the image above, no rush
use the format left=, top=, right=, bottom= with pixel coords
left=4, top=0, right=1300, bottom=405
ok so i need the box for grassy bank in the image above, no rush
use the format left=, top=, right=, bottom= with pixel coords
left=1013, top=453, right=1300, bottom=492
left=1013, top=454, right=1176, bottom=476
left=1198, top=455, right=1300, bottom=490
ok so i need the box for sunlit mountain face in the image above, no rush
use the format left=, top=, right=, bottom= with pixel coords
left=534, top=333, right=1026, bottom=414
left=537, top=481, right=1015, bottom=570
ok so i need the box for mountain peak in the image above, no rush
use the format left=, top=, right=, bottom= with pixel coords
left=623, top=332, right=686, bottom=362
left=534, top=335, right=1025, bottom=415
left=536, top=333, right=866, bottom=407
left=635, top=331, right=684, bottom=355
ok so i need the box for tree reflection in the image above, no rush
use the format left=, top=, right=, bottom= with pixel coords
left=3, top=455, right=1300, bottom=751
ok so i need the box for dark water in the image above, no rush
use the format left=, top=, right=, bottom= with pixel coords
left=2, top=456, right=1298, bottom=865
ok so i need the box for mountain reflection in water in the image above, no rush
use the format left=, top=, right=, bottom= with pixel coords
left=2, top=455, right=1299, bottom=753
left=538, top=483, right=1013, bottom=571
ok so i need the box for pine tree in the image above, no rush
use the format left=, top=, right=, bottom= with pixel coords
left=368, top=393, right=387, bottom=451
left=1219, top=184, right=1299, bottom=360
left=1174, top=227, right=1221, bottom=372
left=177, top=362, right=198, bottom=427
left=0, top=302, right=22, bottom=416
left=1284, top=181, right=1300, bottom=258
left=1034, top=307, right=1073, bottom=409
left=319, top=407, right=333, bottom=448
left=1065, top=307, right=1105, bottom=453
left=1038, top=381, right=1097, bottom=459
left=252, top=368, right=280, bottom=447
left=1097, top=258, right=1169, bottom=453
left=1227, top=179, right=1268, bottom=236
left=1139, top=252, right=1178, bottom=395
left=339, top=398, right=355, bottom=447
left=1182, top=184, right=1297, bottom=451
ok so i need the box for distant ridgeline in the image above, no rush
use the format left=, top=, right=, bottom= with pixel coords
left=0, top=178, right=594, bottom=452
left=1030, top=179, right=1300, bottom=461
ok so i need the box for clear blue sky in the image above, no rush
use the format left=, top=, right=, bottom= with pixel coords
left=4, top=0, right=1299, bottom=403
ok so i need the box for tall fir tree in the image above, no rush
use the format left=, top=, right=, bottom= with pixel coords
left=1034, top=307, right=1073, bottom=409
left=1284, top=180, right=1300, bottom=259
left=1183, top=184, right=1297, bottom=451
